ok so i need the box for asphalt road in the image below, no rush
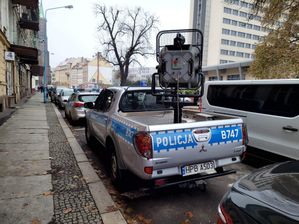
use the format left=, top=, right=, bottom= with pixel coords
left=61, top=111, right=257, bottom=224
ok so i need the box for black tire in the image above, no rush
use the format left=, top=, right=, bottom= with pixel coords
left=85, top=121, right=95, bottom=146
left=108, top=144, right=125, bottom=190
left=64, top=111, right=68, bottom=120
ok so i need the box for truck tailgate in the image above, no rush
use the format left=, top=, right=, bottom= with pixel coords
left=148, top=119, right=245, bottom=172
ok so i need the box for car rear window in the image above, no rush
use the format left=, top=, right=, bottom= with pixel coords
left=119, top=90, right=172, bottom=112
left=78, top=95, right=98, bottom=102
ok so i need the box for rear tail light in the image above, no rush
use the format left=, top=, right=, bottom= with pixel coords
left=242, top=124, right=248, bottom=145
left=217, top=204, right=234, bottom=224
left=134, top=132, right=152, bottom=159
left=73, top=102, right=84, bottom=107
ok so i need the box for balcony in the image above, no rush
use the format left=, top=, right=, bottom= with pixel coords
left=10, top=44, right=38, bottom=65
left=30, top=65, right=44, bottom=76
left=19, top=10, right=39, bottom=31
left=11, top=0, right=38, bottom=8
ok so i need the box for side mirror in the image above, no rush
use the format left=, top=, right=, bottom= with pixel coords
left=84, top=102, right=94, bottom=109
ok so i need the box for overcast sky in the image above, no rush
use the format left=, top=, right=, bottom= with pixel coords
left=42, top=0, right=191, bottom=68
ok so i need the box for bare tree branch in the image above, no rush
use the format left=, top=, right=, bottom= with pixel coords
left=95, top=3, right=158, bottom=85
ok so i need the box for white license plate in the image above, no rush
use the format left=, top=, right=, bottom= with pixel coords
left=181, top=161, right=216, bottom=176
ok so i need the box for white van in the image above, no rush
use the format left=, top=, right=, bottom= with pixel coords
left=202, top=79, right=299, bottom=160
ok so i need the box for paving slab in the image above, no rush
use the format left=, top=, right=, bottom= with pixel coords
left=0, top=195, right=53, bottom=224
left=0, top=150, right=49, bottom=162
left=0, top=175, right=52, bottom=200
left=0, top=160, right=50, bottom=177
left=0, top=134, right=49, bottom=144
left=0, top=143, right=48, bottom=152
left=0, top=129, right=48, bottom=134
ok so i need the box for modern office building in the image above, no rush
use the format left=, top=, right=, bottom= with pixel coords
left=190, top=0, right=270, bottom=66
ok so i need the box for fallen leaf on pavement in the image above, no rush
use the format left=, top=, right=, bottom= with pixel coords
left=105, top=205, right=117, bottom=212
left=31, top=218, right=41, bottom=224
left=181, top=219, right=191, bottom=224
left=185, top=211, right=194, bottom=218
left=42, top=191, right=53, bottom=196
left=63, top=208, right=72, bottom=214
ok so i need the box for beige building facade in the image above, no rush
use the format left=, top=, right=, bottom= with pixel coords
left=0, top=0, right=41, bottom=112
left=191, top=0, right=269, bottom=66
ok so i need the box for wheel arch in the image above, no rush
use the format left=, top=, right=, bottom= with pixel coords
left=105, top=136, right=126, bottom=170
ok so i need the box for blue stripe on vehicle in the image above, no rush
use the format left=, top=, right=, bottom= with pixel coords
left=151, top=129, right=197, bottom=153
left=208, top=125, right=242, bottom=145
left=111, top=119, right=137, bottom=144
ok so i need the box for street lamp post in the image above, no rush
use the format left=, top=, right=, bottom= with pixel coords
left=43, top=5, right=73, bottom=103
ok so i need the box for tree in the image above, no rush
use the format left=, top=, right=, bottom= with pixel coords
left=94, top=4, right=158, bottom=86
left=249, top=0, right=299, bottom=78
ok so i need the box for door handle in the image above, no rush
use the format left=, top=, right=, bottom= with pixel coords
left=282, top=126, right=298, bottom=132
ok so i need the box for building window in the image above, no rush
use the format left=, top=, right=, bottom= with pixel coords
left=222, top=28, right=230, bottom=35
left=253, top=25, right=261, bottom=31
left=238, top=32, right=245, bottom=38
left=227, top=74, right=240, bottom=80
left=209, top=76, right=220, bottom=81
left=220, top=60, right=228, bottom=64
left=247, top=23, right=253, bottom=29
left=239, top=22, right=246, bottom=28
left=231, top=20, right=238, bottom=26
left=253, top=35, right=260, bottom=40
left=232, top=9, right=238, bottom=15
left=231, top=30, right=237, bottom=36
left=237, top=42, right=245, bottom=47
left=236, top=51, right=244, bottom=57
left=252, top=44, right=257, bottom=49
left=240, top=1, right=248, bottom=7
left=223, top=18, right=231, bottom=24
left=239, top=11, right=247, bottom=18
left=230, top=40, right=236, bottom=46
left=245, top=53, right=250, bottom=58
left=220, top=49, right=229, bottom=55
left=246, top=33, right=252, bottom=39
left=224, top=7, right=232, bottom=14
left=229, top=51, right=236, bottom=56
left=245, top=43, right=251, bottom=48
left=221, top=39, right=230, bottom=45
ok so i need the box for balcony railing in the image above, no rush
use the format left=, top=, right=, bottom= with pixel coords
left=19, top=9, right=39, bottom=31
left=11, top=0, right=38, bottom=8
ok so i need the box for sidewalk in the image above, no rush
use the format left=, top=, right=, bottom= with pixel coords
left=0, top=93, right=126, bottom=224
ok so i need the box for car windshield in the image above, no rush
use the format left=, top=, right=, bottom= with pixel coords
left=63, top=90, right=74, bottom=96
left=119, top=90, right=172, bottom=112
left=78, top=95, right=98, bottom=102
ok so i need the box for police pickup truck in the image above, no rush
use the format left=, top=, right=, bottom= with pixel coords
left=85, top=87, right=247, bottom=189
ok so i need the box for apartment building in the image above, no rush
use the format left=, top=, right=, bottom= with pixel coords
left=53, top=56, right=113, bottom=88
left=0, top=0, right=41, bottom=112
left=190, top=0, right=269, bottom=67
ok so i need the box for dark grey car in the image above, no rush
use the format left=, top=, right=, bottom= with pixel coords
left=217, top=160, right=299, bottom=224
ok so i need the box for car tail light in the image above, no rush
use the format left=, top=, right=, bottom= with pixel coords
left=134, top=132, right=152, bottom=159
left=73, top=102, right=84, bottom=107
left=217, top=204, right=233, bottom=224
left=242, top=124, right=248, bottom=145
left=144, top=166, right=153, bottom=174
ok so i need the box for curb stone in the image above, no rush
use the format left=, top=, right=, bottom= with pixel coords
left=52, top=104, right=127, bottom=224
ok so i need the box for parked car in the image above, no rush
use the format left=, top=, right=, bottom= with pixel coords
left=217, top=160, right=299, bottom=224
left=85, top=87, right=247, bottom=189
left=65, top=91, right=99, bottom=124
left=52, top=86, right=67, bottom=104
left=57, top=88, right=74, bottom=109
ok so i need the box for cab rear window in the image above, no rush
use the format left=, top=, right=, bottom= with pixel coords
left=119, top=91, right=172, bottom=112
left=78, top=95, right=98, bottom=102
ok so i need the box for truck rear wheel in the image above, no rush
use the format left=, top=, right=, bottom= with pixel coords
left=108, top=144, right=125, bottom=190
left=85, top=122, right=95, bottom=146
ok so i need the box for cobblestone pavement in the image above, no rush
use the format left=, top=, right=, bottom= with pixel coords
left=46, top=104, right=102, bottom=224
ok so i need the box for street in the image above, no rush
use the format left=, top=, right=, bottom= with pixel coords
left=60, top=110, right=256, bottom=224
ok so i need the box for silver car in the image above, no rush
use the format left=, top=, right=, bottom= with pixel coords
left=57, top=88, right=74, bottom=109
left=65, top=92, right=99, bottom=124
